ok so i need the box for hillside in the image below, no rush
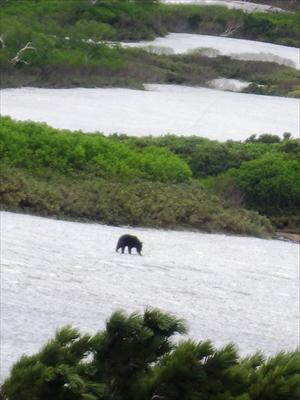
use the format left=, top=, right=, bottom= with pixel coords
left=0, top=0, right=299, bottom=236
left=0, top=0, right=299, bottom=95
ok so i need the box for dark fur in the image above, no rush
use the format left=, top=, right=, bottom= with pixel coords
left=116, top=234, right=143, bottom=255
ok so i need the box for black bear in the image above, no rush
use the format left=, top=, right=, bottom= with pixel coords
left=116, top=234, right=143, bottom=255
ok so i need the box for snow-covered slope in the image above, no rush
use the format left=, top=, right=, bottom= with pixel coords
left=2, top=32, right=299, bottom=141
left=1, top=211, right=299, bottom=380
left=121, top=33, right=299, bottom=69
left=160, top=0, right=285, bottom=13
left=1, top=85, right=299, bottom=141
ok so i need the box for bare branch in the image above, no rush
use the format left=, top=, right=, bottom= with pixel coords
left=0, top=34, right=5, bottom=49
left=221, top=22, right=242, bottom=37
left=11, top=42, right=36, bottom=65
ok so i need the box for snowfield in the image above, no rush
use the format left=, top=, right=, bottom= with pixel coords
left=121, top=33, right=300, bottom=70
left=1, top=211, right=299, bottom=380
left=1, top=32, right=299, bottom=141
left=160, top=0, right=285, bottom=12
left=1, top=85, right=299, bottom=141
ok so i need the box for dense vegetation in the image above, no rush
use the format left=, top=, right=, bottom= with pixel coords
left=0, top=117, right=192, bottom=182
left=1, top=308, right=299, bottom=399
left=115, top=131, right=300, bottom=231
left=1, top=116, right=299, bottom=235
left=0, top=0, right=299, bottom=97
left=0, top=0, right=299, bottom=235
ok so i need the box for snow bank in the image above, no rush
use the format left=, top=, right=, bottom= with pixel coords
left=1, top=85, right=299, bottom=141
left=160, top=0, right=285, bottom=13
left=121, top=33, right=299, bottom=70
left=1, top=211, right=299, bottom=380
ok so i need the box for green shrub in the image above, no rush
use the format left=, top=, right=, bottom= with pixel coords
left=0, top=163, right=273, bottom=237
left=227, top=156, right=300, bottom=211
left=0, top=116, right=192, bottom=183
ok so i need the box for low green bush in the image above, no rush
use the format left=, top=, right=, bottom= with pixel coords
left=225, top=156, right=300, bottom=232
left=0, top=163, right=273, bottom=237
left=227, top=156, right=300, bottom=210
left=0, top=116, right=192, bottom=183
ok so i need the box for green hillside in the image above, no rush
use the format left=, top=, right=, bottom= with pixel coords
left=0, top=0, right=299, bottom=96
left=1, top=0, right=299, bottom=235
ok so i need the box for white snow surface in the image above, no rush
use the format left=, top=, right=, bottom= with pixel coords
left=1, top=85, right=299, bottom=141
left=1, top=211, right=299, bottom=380
left=121, top=33, right=300, bottom=69
left=209, top=78, right=252, bottom=91
left=160, top=0, right=285, bottom=12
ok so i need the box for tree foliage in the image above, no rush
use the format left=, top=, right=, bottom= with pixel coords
left=1, top=308, right=299, bottom=400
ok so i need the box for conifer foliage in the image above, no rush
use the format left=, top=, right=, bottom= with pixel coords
left=1, top=308, right=299, bottom=400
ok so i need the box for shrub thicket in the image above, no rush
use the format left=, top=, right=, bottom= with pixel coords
left=226, top=156, right=300, bottom=213
left=0, top=162, right=273, bottom=237
left=108, top=132, right=300, bottom=177
left=0, top=116, right=192, bottom=183
left=2, top=117, right=299, bottom=234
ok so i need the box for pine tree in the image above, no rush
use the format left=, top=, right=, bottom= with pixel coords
left=1, top=309, right=299, bottom=400
left=90, top=308, right=187, bottom=400
left=0, top=325, right=105, bottom=400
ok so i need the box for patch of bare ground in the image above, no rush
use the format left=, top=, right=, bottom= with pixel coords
left=273, top=232, right=300, bottom=243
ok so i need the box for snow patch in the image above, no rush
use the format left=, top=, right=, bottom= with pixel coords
left=1, top=211, right=299, bottom=380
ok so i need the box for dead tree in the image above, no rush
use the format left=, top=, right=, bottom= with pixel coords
left=221, top=21, right=242, bottom=37
left=0, top=34, right=5, bottom=49
left=11, top=42, right=36, bottom=65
